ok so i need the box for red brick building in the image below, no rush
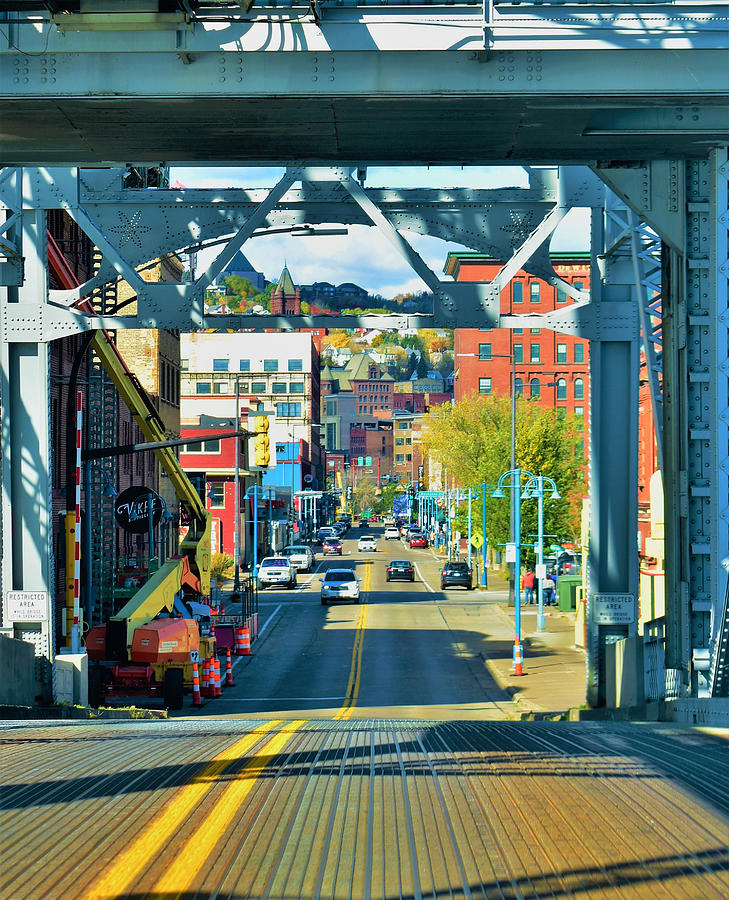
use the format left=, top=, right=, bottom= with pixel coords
left=270, top=263, right=301, bottom=315
left=350, top=421, right=393, bottom=488
left=445, top=252, right=590, bottom=422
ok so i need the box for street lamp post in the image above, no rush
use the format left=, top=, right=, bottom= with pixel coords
left=479, top=482, right=495, bottom=588
left=492, top=467, right=535, bottom=675
left=244, top=484, right=267, bottom=579
left=522, top=474, right=561, bottom=633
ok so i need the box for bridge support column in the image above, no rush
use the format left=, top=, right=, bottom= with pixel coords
left=0, top=172, right=55, bottom=701
left=585, top=194, right=641, bottom=708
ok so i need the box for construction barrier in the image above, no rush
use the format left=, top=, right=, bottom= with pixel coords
left=235, top=626, right=246, bottom=656
left=239, top=627, right=252, bottom=656
left=192, top=661, right=202, bottom=707
left=225, top=649, right=234, bottom=687
left=213, top=656, right=222, bottom=697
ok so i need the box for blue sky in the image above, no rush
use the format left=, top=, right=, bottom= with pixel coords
left=172, top=166, right=589, bottom=297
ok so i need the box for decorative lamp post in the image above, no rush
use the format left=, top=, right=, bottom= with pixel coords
left=522, top=474, right=561, bottom=633
left=479, top=482, right=495, bottom=587
left=492, top=467, right=535, bottom=675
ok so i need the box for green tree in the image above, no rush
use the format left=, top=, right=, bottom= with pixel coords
left=421, top=395, right=585, bottom=565
left=353, top=476, right=378, bottom=515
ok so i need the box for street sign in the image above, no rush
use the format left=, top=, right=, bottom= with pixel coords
left=5, top=590, right=48, bottom=622
left=505, top=542, right=516, bottom=562
left=593, top=593, right=636, bottom=625
left=536, top=563, right=547, bottom=580
left=470, top=533, right=483, bottom=549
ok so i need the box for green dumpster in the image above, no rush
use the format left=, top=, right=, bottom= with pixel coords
left=557, top=575, right=581, bottom=611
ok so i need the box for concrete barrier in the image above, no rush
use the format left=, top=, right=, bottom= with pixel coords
left=605, top=635, right=645, bottom=709
left=0, top=634, right=37, bottom=706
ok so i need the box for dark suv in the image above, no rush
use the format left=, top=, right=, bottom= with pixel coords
left=441, top=561, right=473, bottom=591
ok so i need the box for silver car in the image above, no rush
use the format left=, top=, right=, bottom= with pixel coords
left=320, top=568, right=360, bottom=605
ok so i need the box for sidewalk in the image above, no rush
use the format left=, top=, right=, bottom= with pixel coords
left=477, top=569, right=587, bottom=718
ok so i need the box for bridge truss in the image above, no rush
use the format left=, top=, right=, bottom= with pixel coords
left=1, top=0, right=728, bottom=704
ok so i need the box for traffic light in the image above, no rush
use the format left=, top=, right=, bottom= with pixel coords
left=253, top=415, right=270, bottom=467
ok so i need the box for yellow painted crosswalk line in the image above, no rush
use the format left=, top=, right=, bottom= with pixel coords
left=84, top=720, right=282, bottom=900
left=148, top=719, right=308, bottom=899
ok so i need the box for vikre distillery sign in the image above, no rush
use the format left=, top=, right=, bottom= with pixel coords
left=115, top=486, right=165, bottom=534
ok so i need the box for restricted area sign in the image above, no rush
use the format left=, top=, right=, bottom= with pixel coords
left=470, top=533, right=484, bottom=549
left=593, top=593, right=636, bottom=625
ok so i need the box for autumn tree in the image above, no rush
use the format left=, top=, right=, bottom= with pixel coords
left=420, top=394, right=585, bottom=564
left=353, top=476, right=378, bottom=515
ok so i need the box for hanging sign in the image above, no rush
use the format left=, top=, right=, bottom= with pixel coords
left=115, top=486, right=165, bottom=534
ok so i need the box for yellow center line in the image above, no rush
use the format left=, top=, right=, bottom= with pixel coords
left=84, top=720, right=283, bottom=900
left=334, top=561, right=370, bottom=720
left=147, top=720, right=308, bottom=900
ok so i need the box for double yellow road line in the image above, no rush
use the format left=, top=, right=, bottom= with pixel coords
left=334, top=560, right=371, bottom=720
left=85, top=719, right=306, bottom=900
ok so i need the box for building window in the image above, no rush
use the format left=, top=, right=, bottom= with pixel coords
left=478, top=326, right=493, bottom=332
left=530, top=282, right=540, bottom=303
left=513, top=328, right=523, bottom=334
left=196, top=382, right=211, bottom=394
left=207, top=481, right=225, bottom=507
left=263, top=359, right=278, bottom=372
left=530, top=378, right=541, bottom=399
left=289, top=382, right=305, bottom=394
left=251, top=381, right=266, bottom=393
left=406, top=453, right=412, bottom=461
left=181, top=358, right=189, bottom=371
left=326, top=423, right=336, bottom=448
left=530, top=328, right=541, bottom=335
left=239, top=359, right=251, bottom=372
left=396, top=454, right=405, bottom=463
left=478, top=377, right=492, bottom=394
left=398, top=422, right=409, bottom=430
left=478, top=343, right=492, bottom=361
left=556, top=378, right=567, bottom=400
left=288, top=358, right=303, bottom=372
left=557, top=287, right=567, bottom=303
left=272, top=383, right=287, bottom=394
left=574, top=343, right=585, bottom=363
left=574, top=281, right=584, bottom=291
left=276, top=402, right=302, bottom=417
left=326, top=401, right=336, bottom=416
left=514, top=378, right=524, bottom=396
left=557, top=343, right=567, bottom=363
left=513, top=344, right=523, bottom=363
left=512, top=282, right=523, bottom=304
left=213, top=382, right=229, bottom=394
left=213, top=359, right=228, bottom=372
left=530, top=344, right=541, bottom=363
left=557, top=406, right=567, bottom=419
left=395, top=438, right=405, bottom=446
left=574, top=378, right=584, bottom=400
left=575, top=405, right=584, bottom=418
left=204, top=439, right=221, bottom=453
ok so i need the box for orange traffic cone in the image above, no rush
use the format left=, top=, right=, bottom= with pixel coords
left=225, top=648, right=235, bottom=687
left=214, top=657, right=222, bottom=697
left=513, top=637, right=524, bottom=676
left=235, top=626, right=245, bottom=656
left=192, top=662, right=202, bottom=706
left=240, top=626, right=251, bottom=656
left=202, top=658, right=210, bottom=698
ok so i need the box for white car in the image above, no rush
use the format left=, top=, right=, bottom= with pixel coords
left=282, top=544, right=315, bottom=572
left=320, top=568, right=360, bottom=605
left=384, top=525, right=400, bottom=540
left=358, top=535, right=377, bottom=552
left=257, top=556, right=297, bottom=590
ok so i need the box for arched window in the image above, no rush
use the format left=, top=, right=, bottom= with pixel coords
left=574, top=378, right=584, bottom=400
left=514, top=378, right=524, bottom=396
left=530, top=378, right=540, bottom=399
left=556, top=378, right=567, bottom=400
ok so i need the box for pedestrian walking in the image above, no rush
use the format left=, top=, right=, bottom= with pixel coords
left=545, top=569, right=558, bottom=606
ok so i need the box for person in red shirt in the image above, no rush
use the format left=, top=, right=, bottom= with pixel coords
left=523, top=569, right=536, bottom=604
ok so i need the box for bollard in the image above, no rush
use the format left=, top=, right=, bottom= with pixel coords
left=225, top=648, right=234, bottom=686
left=192, top=661, right=202, bottom=707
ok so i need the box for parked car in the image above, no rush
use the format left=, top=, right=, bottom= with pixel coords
left=281, top=544, right=315, bottom=572
left=408, top=533, right=429, bottom=548
left=358, top=535, right=377, bottom=552
left=322, top=536, right=343, bottom=556
left=320, top=568, right=360, bottom=605
left=386, top=559, right=415, bottom=582
left=384, top=525, right=400, bottom=540
left=441, top=561, right=473, bottom=590
left=257, top=556, right=297, bottom=590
